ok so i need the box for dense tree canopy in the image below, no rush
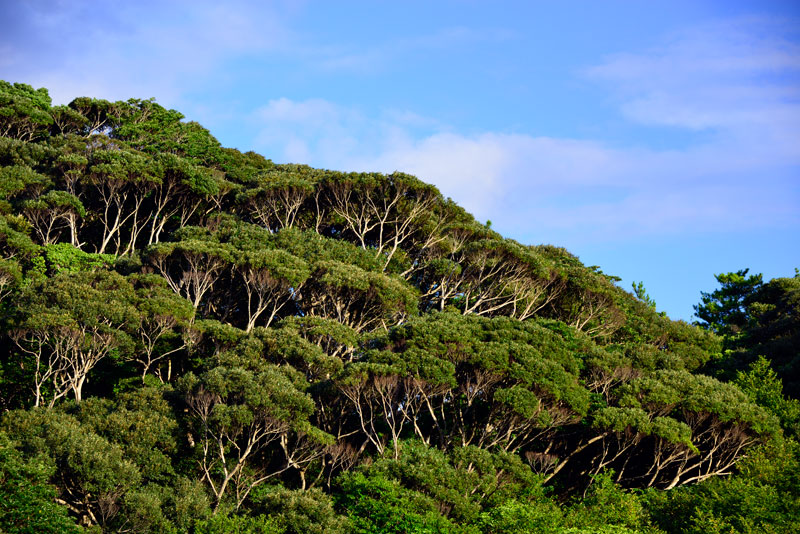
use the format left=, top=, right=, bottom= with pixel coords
left=0, top=81, right=796, bottom=533
left=695, top=269, right=800, bottom=398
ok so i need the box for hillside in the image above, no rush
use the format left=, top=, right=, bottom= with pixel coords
left=0, top=81, right=795, bottom=533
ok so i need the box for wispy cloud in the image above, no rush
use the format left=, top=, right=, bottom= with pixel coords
left=312, top=26, right=517, bottom=73
left=3, top=5, right=797, bottom=248
left=252, top=17, right=800, bottom=244
left=586, top=17, right=800, bottom=137
left=0, top=0, right=296, bottom=105
left=0, top=2, right=514, bottom=110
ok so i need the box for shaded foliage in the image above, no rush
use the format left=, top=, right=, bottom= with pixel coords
left=0, top=81, right=794, bottom=532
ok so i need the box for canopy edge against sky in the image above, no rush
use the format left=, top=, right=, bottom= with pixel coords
left=2, top=0, right=798, bottom=320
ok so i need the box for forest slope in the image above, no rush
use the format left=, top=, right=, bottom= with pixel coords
left=0, top=81, right=795, bottom=534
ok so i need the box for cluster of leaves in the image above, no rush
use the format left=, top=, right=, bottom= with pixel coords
left=695, top=268, right=800, bottom=398
left=637, top=268, right=800, bottom=533
left=0, top=81, right=795, bottom=532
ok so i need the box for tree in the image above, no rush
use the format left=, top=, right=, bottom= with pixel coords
left=2, top=409, right=142, bottom=530
left=695, top=270, right=799, bottom=397
left=632, top=281, right=656, bottom=310
left=67, top=96, right=118, bottom=135
left=646, top=438, right=800, bottom=534
left=250, top=487, right=350, bottom=534
left=0, top=431, right=81, bottom=534
left=321, top=171, right=442, bottom=271
left=144, top=153, right=219, bottom=245
left=734, top=356, right=800, bottom=436
left=145, top=234, right=235, bottom=312
left=83, top=143, right=157, bottom=254
left=234, top=247, right=310, bottom=332
left=179, top=365, right=328, bottom=510
left=127, top=274, right=195, bottom=381
left=0, top=257, right=21, bottom=305
left=237, top=167, right=318, bottom=232
left=2, top=80, right=789, bottom=531
left=606, top=370, right=777, bottom=489
left=22, top=190, right=85, bottom=245
left=11, top=270, right=138, bottom=405
left=694, top=269, right=763, bottom=340
left=0, top=82, right=53, bottom=141
left=300, top=260, right=418, bottom=333
left=741, top=275, right=800, bottom=398
left=335, top=469, right=463, bottom=534
left=48, top=105, right=88, bottom=136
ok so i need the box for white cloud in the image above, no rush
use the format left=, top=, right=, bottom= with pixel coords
left=4, top=6, right=797, bottom=248
left=586, top=17, right=800, bottom=139
left=253, top=98, right=376, bottom=168
left=258, top=98, right=349, bottom=126
left=312, top=25, right=517, bottom=74
left=346, top=131, right=798, bottom=242
left=252, top=16, right=800, bottom=245
left=1, top=0, right=297, bottom=106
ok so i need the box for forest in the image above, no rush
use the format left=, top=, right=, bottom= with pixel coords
left=0, top=80, right=798, bottom=533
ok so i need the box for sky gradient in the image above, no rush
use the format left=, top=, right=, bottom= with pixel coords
left=2, top=0, right=798, bottom=320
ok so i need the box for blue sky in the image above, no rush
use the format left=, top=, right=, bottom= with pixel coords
left=2, top=0, right=799, bottom=320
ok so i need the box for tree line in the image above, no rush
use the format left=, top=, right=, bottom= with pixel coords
left=0, top=80, right=797, bottom=533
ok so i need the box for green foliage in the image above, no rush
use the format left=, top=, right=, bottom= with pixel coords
left=1, top=80, right=792, bottom=532
left=2, top=409, right=142, bottom=529
left=741, top=275, right=800, bottom=398
left=632, top=281, right=657, bottom=310
left=565, top=471, right=656, bottom=532
left=194, top=513, right=284, bottom=534
left=250, top=487, right=349, bottom=534
left=22, top=189, right=83, bottom=214
left=335, top=470, right=468, bottom=534
left=0, top=430, right=82, bottom=534
left=695, top=270, right=799, bottom=399
left=476, top=498, right=564, bottom=534
left=0, top=164, right=51, bottom=201
left=0, top=81, right=53, bottom=141
left=70, top=387, right=180, bottom=483
left=110, top=98, right=222, bottom=164
left=694, top=269, right=763, bottom=339
left=179, top=365, right=318, bottom=441
left=0, top=213, right=39, bottom=259
left=43, top=243, right=113, bottom=274
left=734, top=356, right=800, bottom=436
left=646, top=439, right=800, bottom=534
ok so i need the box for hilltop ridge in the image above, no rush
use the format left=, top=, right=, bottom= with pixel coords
left=0, top=81, right=791, bottom=533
